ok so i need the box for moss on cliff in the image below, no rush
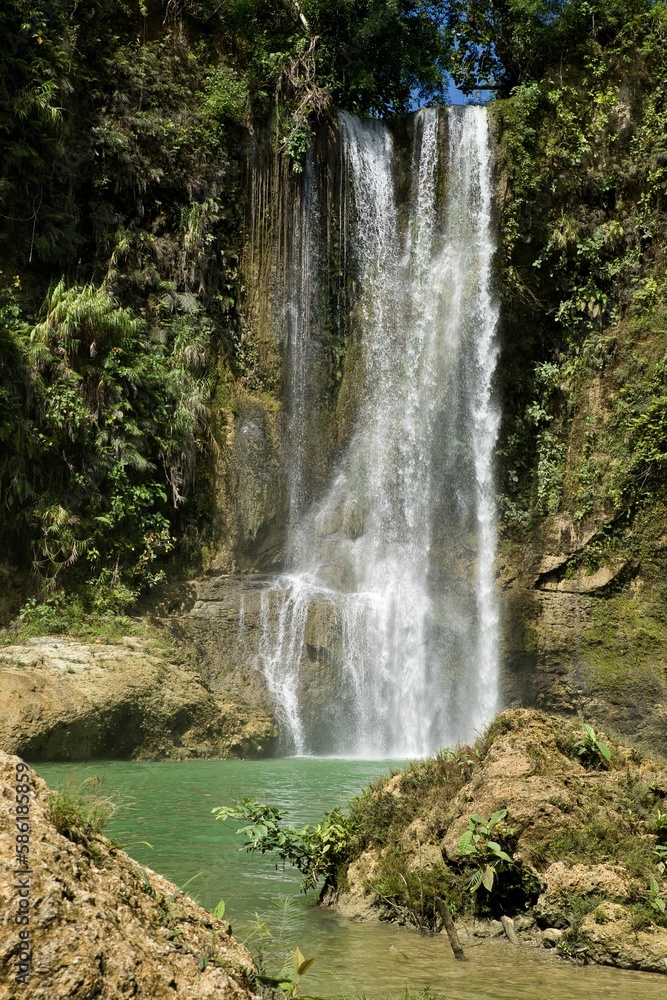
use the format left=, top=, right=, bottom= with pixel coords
left=488, top=8, right=667, bottom=739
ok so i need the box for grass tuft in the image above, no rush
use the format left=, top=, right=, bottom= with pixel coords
left=47, top=774, right=124, bottom=845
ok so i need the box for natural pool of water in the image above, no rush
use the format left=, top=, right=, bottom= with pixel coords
left=35, top=757, right=666, bottom=999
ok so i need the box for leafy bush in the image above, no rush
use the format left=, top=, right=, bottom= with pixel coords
left=12, top=594, right=141, bottom=641
left=212, top=798, right=353, bottom=893
left=458, top=809, right=516, bottom=893
left=571, top=723, right=612, bottom=769
left=0, top=279, right=212, bottom=599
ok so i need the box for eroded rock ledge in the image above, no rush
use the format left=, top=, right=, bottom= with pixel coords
left=0, top=751, right=256, bottom=998
left=0, top=636, right=276, bottom=761
left=325, top=709, right=667, bottom=975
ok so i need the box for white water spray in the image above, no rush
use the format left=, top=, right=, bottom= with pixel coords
left=255, top=106, right=500, bottom=756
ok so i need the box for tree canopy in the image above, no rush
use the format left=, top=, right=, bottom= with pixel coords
left=442, top=0, right=654, bottom=94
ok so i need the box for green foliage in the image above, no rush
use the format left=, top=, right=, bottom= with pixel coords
left=0, top=277, right=212, bottom=598
left=368, top=848, right=459, bottom=932
left=207, top=0, right=449, bottom=118
left=11, top=593, right=141, bottom=641
left=492, top=5, right=667, bottom=537
left=572, top=723, right=612, bottom=769
left=539, top=806, right=659, bottom=878
left=655, top=807, right=667, bottom=842
left=648, top=875, right=667, bottom=914
left=212, top=798, right=352, bottom=892
left=457, top=809, right=516, bottom=893
left=47, top=774, right=123, bottom=845
left=444, top=0, right=653, bottom=95
left=0, top=0, right=460, bottom=611
left=348, top=747, right=480, bottom=853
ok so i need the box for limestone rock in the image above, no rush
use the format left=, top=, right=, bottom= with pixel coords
left=0, top=752, right=256, bottom=998
left=331, top=851, right=382, bottom=923
left=534, top=862, right=631, bottom=928
left=331, top=709, right=667, bottom=976
left=441, top=714, right=581, bottom=864
left=535, top=559, right=637, bottom=594
left=541, top=927, right=564, bottom=947
left=0, top=636, right=276, bottom=761
left=577, top=902, right=667, bottom=974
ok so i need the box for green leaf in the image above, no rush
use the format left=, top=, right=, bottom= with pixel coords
left=256, top=975, right=294, bottom=989
left=294, top=947, right=315, bottom=976
left=213, top=899, right=225, bottom=919
left=482, top=865, right=495, bottom=892
left=596, top=740, right=611, bottom=761
left=467, top=868, right=484, bottom=892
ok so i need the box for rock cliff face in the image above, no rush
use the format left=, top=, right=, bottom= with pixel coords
left=181, top=106, right=667, bottom=758
left=0, top=751, right=256, bottom=999
left=173, top=575, right=358, bottom=747
left=325, top=709, right=667, bottom=975
left=499, top=515, right=667, bottom=755
left=0, top=636, right=276, bottom=761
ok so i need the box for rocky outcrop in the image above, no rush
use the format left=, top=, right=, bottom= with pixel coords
left=327, top=709, right=667, bottom=975
left=172, top=575, right=353, bottom=752
left=0, top=751, right=256, bottom=998
left=499, top=515, right=667, bottom=755
left=0, top=636, right=276, bottom=761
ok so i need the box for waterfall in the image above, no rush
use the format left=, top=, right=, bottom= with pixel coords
left=256, top=105, right=500, bottom=757
left=284, top=152, right=319, bottom=537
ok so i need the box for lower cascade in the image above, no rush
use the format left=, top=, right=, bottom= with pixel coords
left=250, top=105, right=500, bottom=757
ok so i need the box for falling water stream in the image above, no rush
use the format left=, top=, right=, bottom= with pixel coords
left=255, top=106, right=500, bottom=757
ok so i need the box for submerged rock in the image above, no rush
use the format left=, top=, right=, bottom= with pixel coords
left=0, top=751, right=256, bottom=998
left=0, top=636, right=276, bottom=761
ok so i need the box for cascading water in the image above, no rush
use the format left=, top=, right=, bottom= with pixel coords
left=284, top=152, right=320, bottom=536
left=255, top=105, right=500, bottom=757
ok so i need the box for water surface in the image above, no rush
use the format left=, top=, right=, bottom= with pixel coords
left=36, top=757, right=666, bottom=999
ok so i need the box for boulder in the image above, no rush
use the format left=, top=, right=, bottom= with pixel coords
left=0, top=636, right=276, bottom=761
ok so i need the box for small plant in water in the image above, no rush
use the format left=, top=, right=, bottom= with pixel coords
left=458, top=809, right=515, bottom=892
left=255, top=946, right=315, bottom=997
left=572, top=723, right=611, bottom=769
left=212, top=798, right=352, bottom=892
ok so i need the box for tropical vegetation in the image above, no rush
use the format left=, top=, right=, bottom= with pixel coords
left=3, top=0, right=667, bottom=620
